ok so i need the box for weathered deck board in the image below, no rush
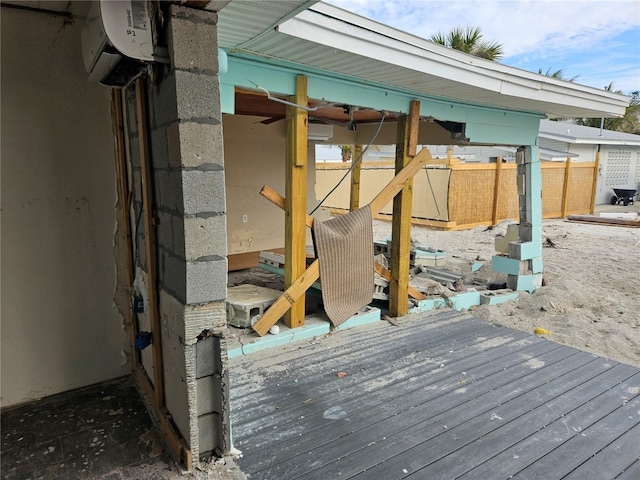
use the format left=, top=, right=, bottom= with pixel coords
left=563, top=428, right=640, bottom=480
left=230, top=311, right=640, bottom=480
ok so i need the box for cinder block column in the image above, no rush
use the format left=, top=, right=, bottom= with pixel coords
left=147, top=4, right=230, bottom=462
left=492, top=145, right=544, bottom=292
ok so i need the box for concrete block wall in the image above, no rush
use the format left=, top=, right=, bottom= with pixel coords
left=154, top=5, right=230, bottom=461
left=122, top=4, right=231, bottom=464
left=492, top=146, right=544, bottom=291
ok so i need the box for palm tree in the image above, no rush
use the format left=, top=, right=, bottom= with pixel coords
left=537, top=68, right=580, bottom=83
left=430, top=26, right=503, bottom=60
left=575, top=83, right=640, bottom=134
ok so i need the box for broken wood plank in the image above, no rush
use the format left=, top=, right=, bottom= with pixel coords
left=228, top=248, right=286, bottom=272
left=253, top=147, right=433, bottom=336
left=566, top=215, right=640, bottom=228
left=374, top=262, right=425, bottom=301
left=261, top=185, right=314, bottom=228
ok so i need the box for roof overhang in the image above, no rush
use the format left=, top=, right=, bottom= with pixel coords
left=218, top=1, right=630, bottom=120
left=539, top=132, right=640, bottom=146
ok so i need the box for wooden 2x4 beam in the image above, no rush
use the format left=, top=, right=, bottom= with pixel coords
left=389, top=100, right=420, bottom=317
left=253, top=145, right=433, bottom=336
left=284, top=75, right=308, bottom=328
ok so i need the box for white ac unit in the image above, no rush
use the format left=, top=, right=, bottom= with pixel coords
left=308, top=123, right=334, bottom=141
left=82, top=0, right=165, bottom=86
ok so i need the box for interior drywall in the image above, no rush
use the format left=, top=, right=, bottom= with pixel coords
left=0, top=8, right=128, bottom=407
left=223, top=114, right=332, bottom=254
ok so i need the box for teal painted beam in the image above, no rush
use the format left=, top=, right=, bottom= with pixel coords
left=334, top=307, right=381, bottom=332
left=222, top=55, right=542, bottom=145
left=221, top=83, right=235, bottom=114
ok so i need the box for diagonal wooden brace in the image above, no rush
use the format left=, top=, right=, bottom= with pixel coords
left=252, top=147, right=433, bottom=336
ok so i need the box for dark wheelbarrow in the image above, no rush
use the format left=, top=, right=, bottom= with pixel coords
left=610, top=188, right=637, bottom=206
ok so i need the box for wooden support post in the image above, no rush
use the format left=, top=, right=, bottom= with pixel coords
left=350, top=144, right=363, bottom=211
left=389, top=100, right=420, bottom=317
left=135, top=78, right=165, bottom=409
left=561, top=157, right=572, bottom=218
left=408, top=105, right=420, bottom=157
left=284, top=75, right=308, bottom=328
left=253, top=146, right=433, bottom=336
left=590, top=153, right=600, bottom=214
left=492, top=156, right=503, bottom=225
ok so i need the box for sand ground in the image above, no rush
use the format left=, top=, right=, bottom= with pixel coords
left=372, top=205, right=640, bottom=368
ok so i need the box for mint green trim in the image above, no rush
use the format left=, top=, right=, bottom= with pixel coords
left=492, top=255, right=525, bottom=275
left=334, top=307, right=381, bottom=332
left=531, top=257, right=544, bottom=274
left=227, top=308, right=382, bottom=358
left=218, top=48, right=228, bottom=75
left=221, top=83, right=235, bottom=115
left=507, top=273, right=543, bottom=293
left=227, top=318, right=330, bottom=358
left=221, top=54, right=542, bottom=144
left=508, top=241, right=542, bottom=260
left=410, top=291, right=481, bottom=313
left=258, top=263, right=322, bottom=290
left=480, top=290, right=519, bottom=305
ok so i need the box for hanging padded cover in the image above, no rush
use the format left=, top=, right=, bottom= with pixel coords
left=312, top=206, right=374, bottom=326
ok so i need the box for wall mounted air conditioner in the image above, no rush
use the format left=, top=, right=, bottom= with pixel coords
left=82, top=0, right=166, bottom=86
left=308, top=123, right=334, bottom=141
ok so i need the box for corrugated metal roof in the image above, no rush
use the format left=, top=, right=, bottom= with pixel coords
left=217, top=1, right=630, bottom=119
left=539, top=120, right=640, bottom=145
left=217, top=0, right=318, bottom=49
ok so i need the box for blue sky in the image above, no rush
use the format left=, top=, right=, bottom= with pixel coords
left=325, top=0, right=640, bottom=95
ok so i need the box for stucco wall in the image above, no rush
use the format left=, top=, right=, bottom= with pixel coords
left=1, top=8, right=128, bottom=407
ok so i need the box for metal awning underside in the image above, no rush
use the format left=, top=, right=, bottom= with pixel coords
left=217, top=1, right=630, bottom=120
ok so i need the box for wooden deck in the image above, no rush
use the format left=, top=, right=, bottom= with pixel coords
left=229, top=310, right=640, bottom=480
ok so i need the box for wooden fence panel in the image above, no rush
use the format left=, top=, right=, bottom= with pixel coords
left=449, top=166, right=496, bottom=225
left=493, top=164, right=519, bottom=223
left=567, top=162, right=597, bottom=214
left=315, top=160, right=597, bottom=230
left=541, top=163, right=566, bottom=218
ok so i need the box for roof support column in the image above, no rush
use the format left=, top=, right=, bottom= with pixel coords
left=349, top=144, right=363, bottom=211
left=492, top=145, right=544, bottom=292
left=284, top=75, right=309, bottom=328
left=389, top=101, right=420, bottom=317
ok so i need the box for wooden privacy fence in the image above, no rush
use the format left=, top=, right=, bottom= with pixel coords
left=316, top=158, right=598, bottom=230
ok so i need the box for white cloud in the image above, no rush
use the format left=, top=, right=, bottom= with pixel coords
left=325, top=0, right=640, bottom=92
left=326, top=0, right=639, bottom=57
